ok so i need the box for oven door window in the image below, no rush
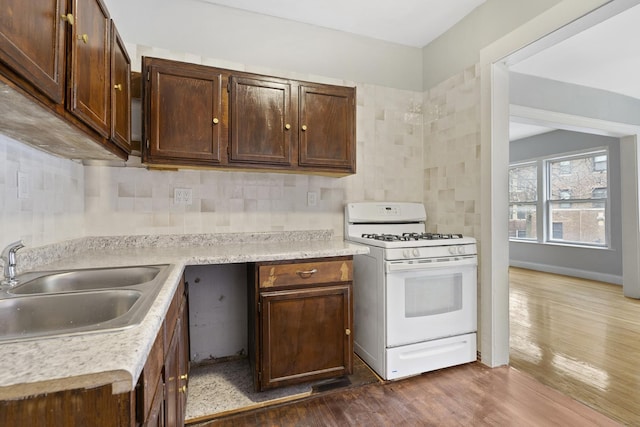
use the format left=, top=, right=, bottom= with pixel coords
left=405, top=274, right=462, bottom=317
left=386, top=262, right=477, bottom=348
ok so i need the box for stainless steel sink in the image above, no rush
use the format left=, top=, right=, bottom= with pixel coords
left=0, top=290, right=141, bottom=341
left=10, top=265, right=164, bottom=295
left=0, top=264, right=171, bottom=343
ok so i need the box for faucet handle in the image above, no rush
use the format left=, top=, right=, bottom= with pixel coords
left=2, top=240, right=25, bottom=258
left=2, top=240, right=25, bottom=287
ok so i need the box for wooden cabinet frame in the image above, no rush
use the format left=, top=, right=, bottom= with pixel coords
left=248, top=257, right=354, bottom=391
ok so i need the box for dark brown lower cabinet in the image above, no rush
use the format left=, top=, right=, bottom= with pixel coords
left=0, top=277, right=189, bottom=427
left=0, top=384, right=132, bottom=427
left=249, top=257, right=353, bottom=391
left=140, top=276, right=190, bottom=426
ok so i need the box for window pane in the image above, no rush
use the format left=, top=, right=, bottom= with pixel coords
left=549, top=154, right=608, bottom=200
left=509, top=164, right=537, bottom=203
left=549, top=201, right=606, bottom=245
left=509, top=203, right=537, bottom=239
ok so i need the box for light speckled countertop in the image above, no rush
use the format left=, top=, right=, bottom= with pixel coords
left=0, top=231, right=368, bottom=400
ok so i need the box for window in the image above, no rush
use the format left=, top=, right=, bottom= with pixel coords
left=509, top=148, right=609, bottom=248
left=593, top=155, right=607, bottom=172
left=547, top=151, right=608, bottom=246
left=508, top=163, right=537, bottom=240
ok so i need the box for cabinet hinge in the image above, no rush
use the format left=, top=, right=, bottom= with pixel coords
left=146, top=139, right=150, bottom=150
left=258, top=371, right=262, bottom=381
left=146, top=70, right=150, bottom=81
left=257, top=301, right=261, bottom=313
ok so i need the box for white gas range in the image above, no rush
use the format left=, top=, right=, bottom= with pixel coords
left=345, top=202, right=477, bottom=380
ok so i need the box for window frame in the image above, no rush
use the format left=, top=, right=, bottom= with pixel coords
left=508, top=148, right=610, bottom=249
left=508, top=161, right=539, bottom=241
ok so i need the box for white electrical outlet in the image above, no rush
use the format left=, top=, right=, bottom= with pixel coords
left=307, top=191, right=318, bottom=207
left=174, top=188, right=193, bottom=205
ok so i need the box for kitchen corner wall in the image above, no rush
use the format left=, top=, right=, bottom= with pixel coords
left=0, top=134, right=85, bottom=247
left=423, top=65, right=481, bottom=238
left=82, top=45, right=424, bottom=239
left=0, top=44, right=483, bottom=247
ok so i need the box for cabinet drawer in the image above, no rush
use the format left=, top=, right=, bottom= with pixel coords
left=258, top=258, right=352, bottom=288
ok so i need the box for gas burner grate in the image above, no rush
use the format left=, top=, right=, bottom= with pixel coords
left=361, top=232, right=464, bottom=241
left=402, top=233, right=463, bottom=240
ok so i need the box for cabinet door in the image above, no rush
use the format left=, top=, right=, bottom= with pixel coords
left=229, top=75, right=293, bottom=165
left=259, top=284, right=352, bottom=390
left=164, top=317, right=180, bottom=427
left=68, top=0, right=111, bottom=137
left=110, top=21, right=131, bottom=152
left=0, top=0, right=66, bottom=103
left=298, top=84, right=355, bottom=172
left=178, top=295, right=190, bottom=418
left=145, top=58, right=222, bottom=163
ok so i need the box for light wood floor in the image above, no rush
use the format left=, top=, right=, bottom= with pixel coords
left=510, top=267, right=640, bottom=425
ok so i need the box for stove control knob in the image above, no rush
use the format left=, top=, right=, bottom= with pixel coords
left=458, top=246, right=466, bottom=255
left=403, top=249, right=411, bottom=258
left=412, top=248, right=420, bottom=257
left=448, top=246, right=457, bottom=255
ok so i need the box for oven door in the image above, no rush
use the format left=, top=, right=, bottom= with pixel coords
left=385, top=256, right=477, bottom=348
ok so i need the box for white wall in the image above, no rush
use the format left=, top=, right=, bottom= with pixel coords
left=105, top=0, right=423, bottom=91
left=421, top=0, right=561, bottom=89
left=509, top=130, right=623, bottom=284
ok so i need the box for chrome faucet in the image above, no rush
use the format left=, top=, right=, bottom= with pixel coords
left=1, top=240, right=25, bottom=287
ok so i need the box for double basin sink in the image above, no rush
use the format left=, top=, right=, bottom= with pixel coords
left=0, top=264, right=171, bottom=343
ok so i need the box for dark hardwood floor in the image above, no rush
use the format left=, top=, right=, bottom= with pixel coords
left=193, top=267, right=634, bottom=426
left=197, top=362, right=618, bottom=426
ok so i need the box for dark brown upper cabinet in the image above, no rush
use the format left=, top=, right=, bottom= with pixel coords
left=298, top=83, right=355, bottom=172
left=110, top=21, right=131, bottom=153
left=142, top=57, right=356, bottom=176
left=68, top=0, right=111, bottom=138
left=143, top=57, right=223, bottom=165
left=0, top=0, right=67, bottom=104
left=0, top=0, right=130, bottom=160
left=229, top=75, right=293, bottom=166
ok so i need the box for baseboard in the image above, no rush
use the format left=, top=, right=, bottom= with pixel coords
left=509, top=260, right=622, bottom=285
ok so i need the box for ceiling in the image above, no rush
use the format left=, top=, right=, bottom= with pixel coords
left=197, top=0, right=638, bottom=141
left=509, top=3, right=640, bottom=141
left=199, top=0, right=486, bottom=48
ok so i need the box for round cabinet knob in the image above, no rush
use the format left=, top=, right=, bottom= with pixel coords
left=301, top=125, right=308, bottom=131
left=213, top=117, right=219, bottom=124
left=412, top=248, right=420, bottom=257
left=285, top=123, right=291, bottom=130
left=345, top=329, right=351, bottom=336
left=458, top=246, right=466, bottom=255
left=448, top=246, right=457, bottom=255
left=403, top=249, right=411, bottom=258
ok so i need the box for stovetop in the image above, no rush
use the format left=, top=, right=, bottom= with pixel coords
left=362, top=233, right=464, bottom=242
left=344, top=202, right=476, bottom=251
left=346, top=233, right=477, bottom=249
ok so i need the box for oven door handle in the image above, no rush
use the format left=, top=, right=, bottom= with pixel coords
left=386, top=256, right=477, bottom=272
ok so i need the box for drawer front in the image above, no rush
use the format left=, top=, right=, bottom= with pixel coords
left=258, top=258, right=352, bottom=288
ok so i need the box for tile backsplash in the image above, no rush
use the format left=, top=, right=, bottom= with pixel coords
left=1, top=44, right=481, bottom=247
left=0, top=134, right=84, bottom=247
